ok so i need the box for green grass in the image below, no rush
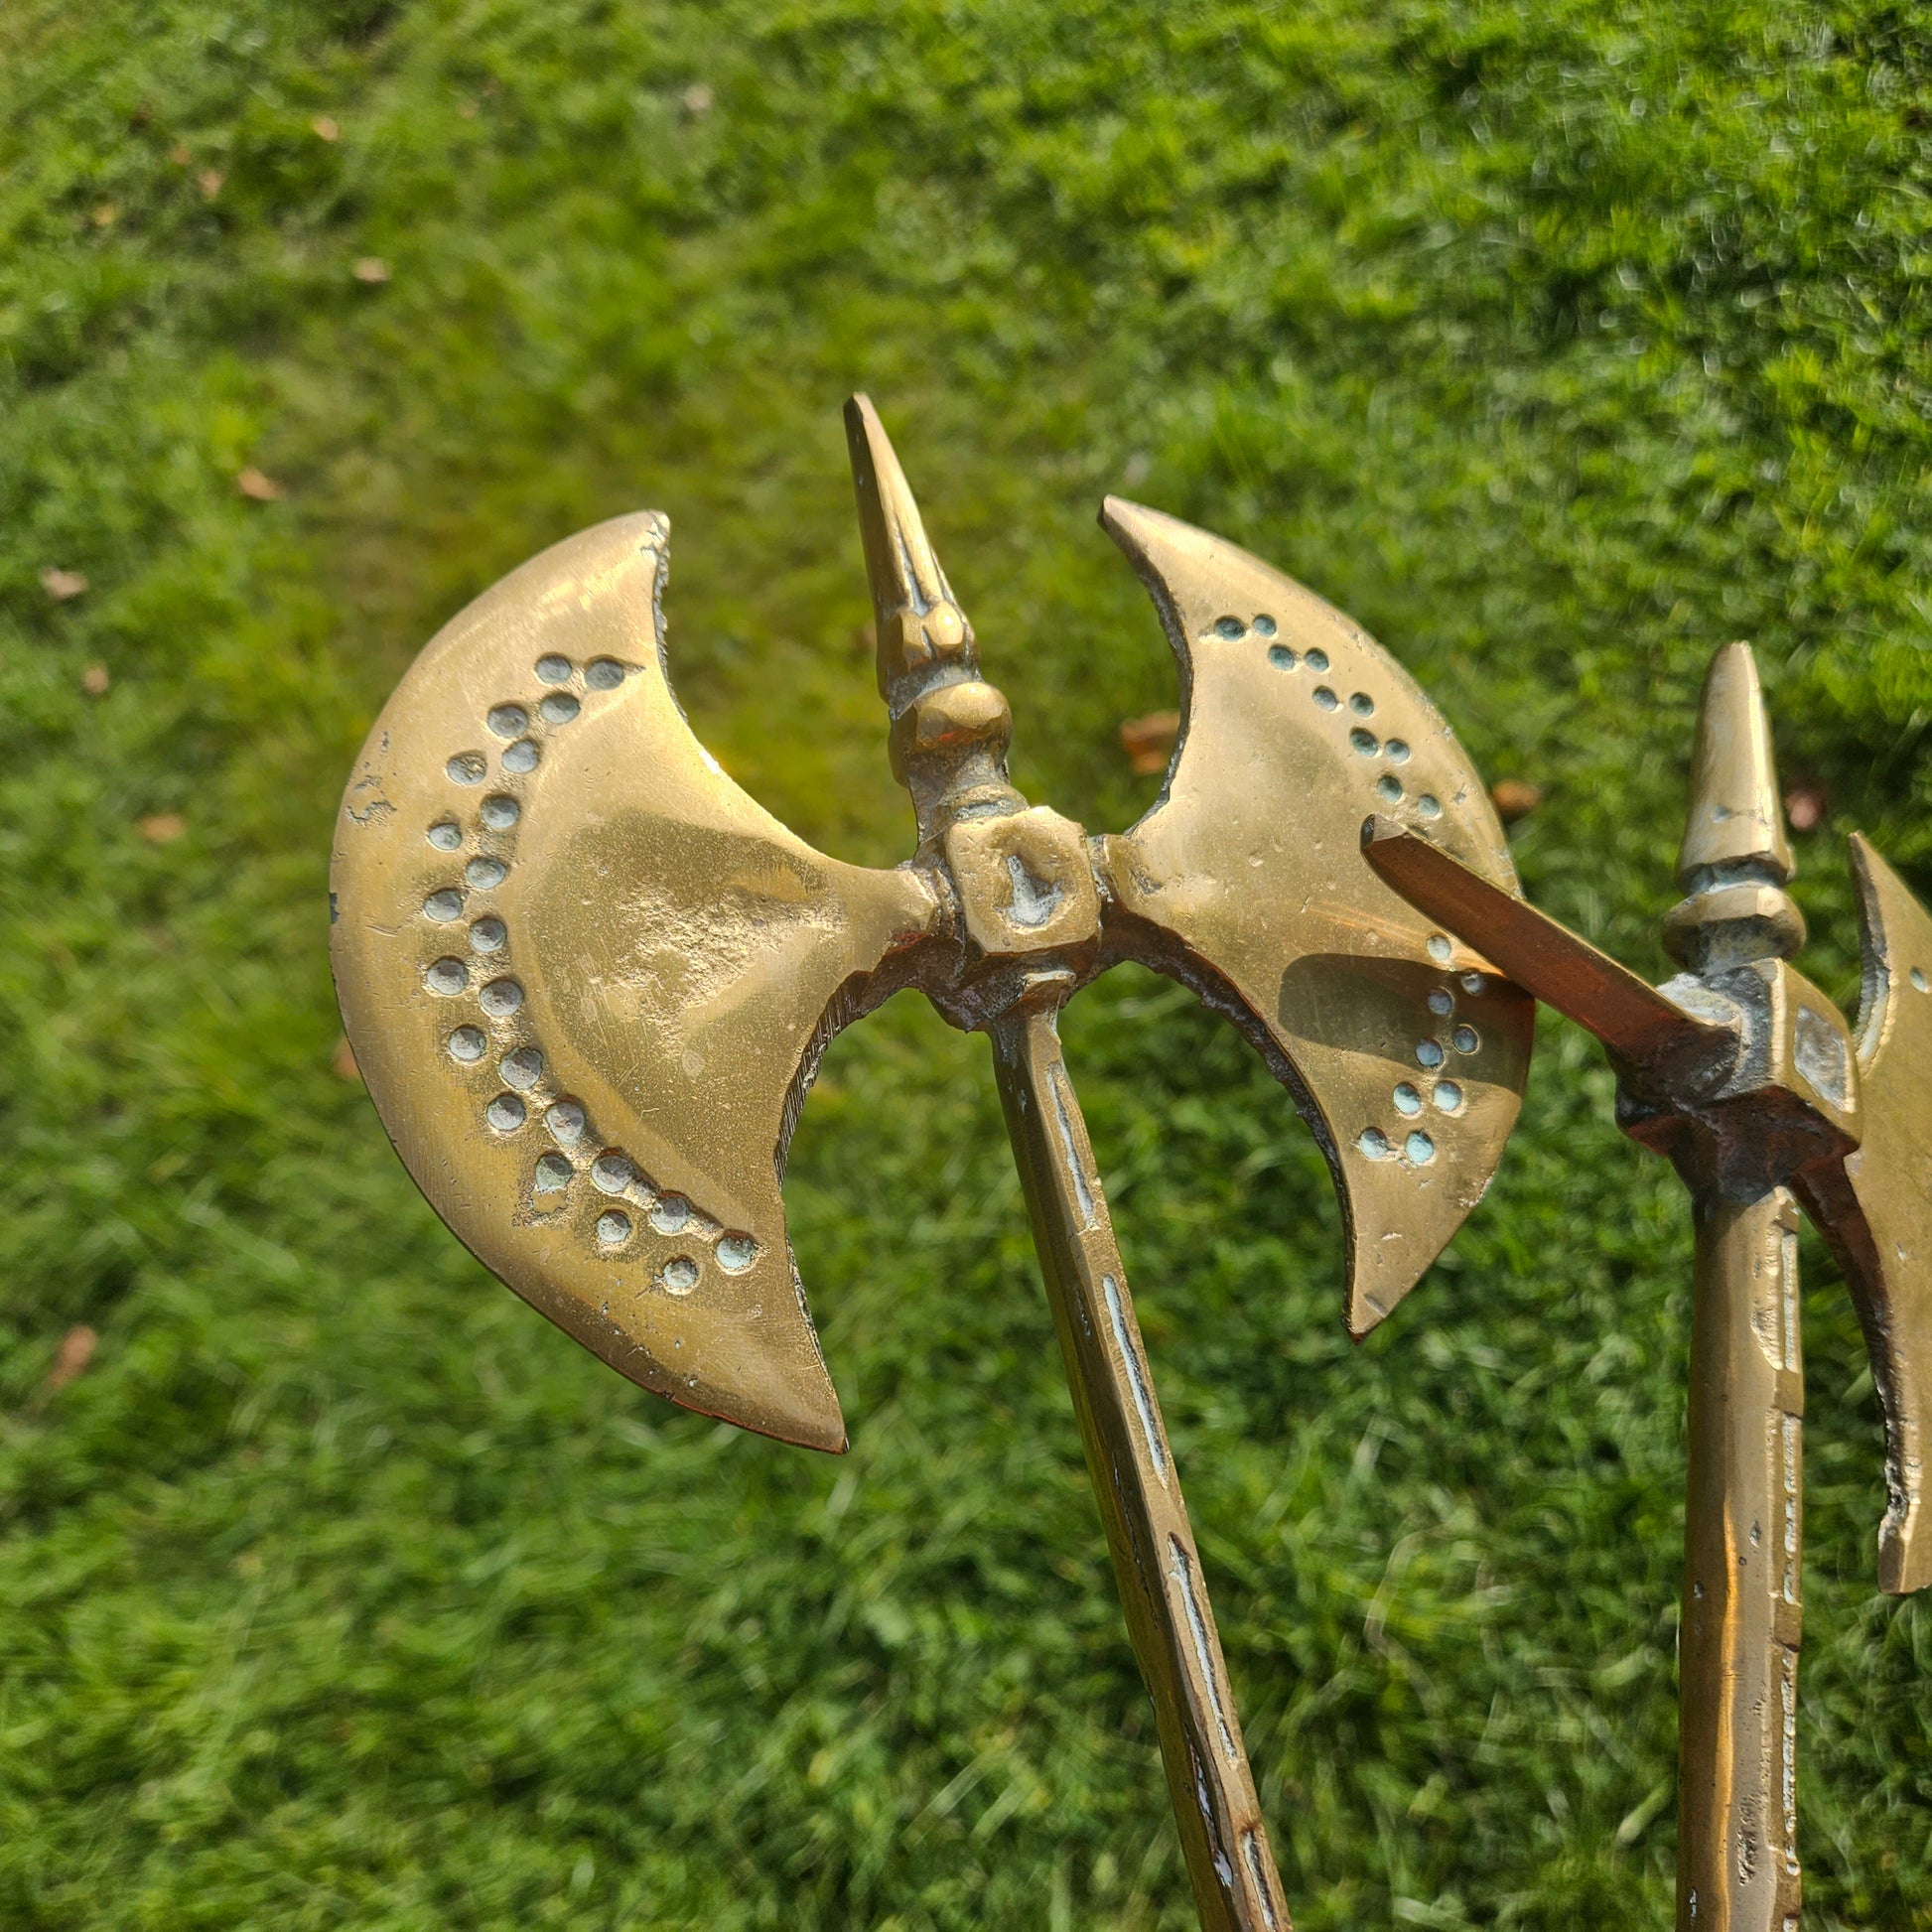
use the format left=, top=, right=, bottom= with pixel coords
left=3, top=1, right=1931, bottom=1925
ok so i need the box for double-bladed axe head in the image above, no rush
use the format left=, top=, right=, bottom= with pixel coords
left=330, top=400, right=1534, bottom=1452
left=1365, top=641, right=1932, bottom=1592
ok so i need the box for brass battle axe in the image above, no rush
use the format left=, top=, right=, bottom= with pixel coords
left=332, top=398, right=1539, bottom=1929
left=1366, top=642, right=1932, bottom=1932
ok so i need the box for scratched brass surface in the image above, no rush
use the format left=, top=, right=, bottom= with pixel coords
left=992, top=999, right=1289, bottom=1932
left=331, top=513, right=940, bottom=1453
left=1097, top=502, right=1535, bottom=1335
left=1368, top=640, right=1932, bottom=1932
left=1677, top=1188, right=1805, bottom=1932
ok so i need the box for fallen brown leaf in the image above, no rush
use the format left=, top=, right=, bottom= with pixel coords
left=311, top=114, right=340, bottom=141
left=140, top=812, right=187, bottom=845
left=168, top=141, right=192, bottom=166
left=40, top=566, right=87, bottom=601
left=1489, top=778, right=1543, bottom=824
left=197, top=168, right=224, bottom=200
left=333, top=1035, right=361, bottom=1083
left=1784, top=781, right=1827, bottom=833
left=352, top=256, right=391, bottom=284
left=46, top=1324, right=97, bottom=1394
left=1119, top=709, right=1179, bottom=776
left=92, top=203, right=119, bottom=228
left=236, top=466, right=285, bottom=501
left=81, top=663, right=111, bottom=696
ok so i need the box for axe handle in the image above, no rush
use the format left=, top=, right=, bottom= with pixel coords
left=989, top=1001, right=1290, bottom=1932
left=1359, top=817, right=1730, bottom=1066
left=1677, top=1186, right=1804, bottom=1932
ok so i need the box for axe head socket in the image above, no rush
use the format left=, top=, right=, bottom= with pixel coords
left=1620, top=957, right=1858, bottom=1192
left=942, top=805, right=1102, bottom=965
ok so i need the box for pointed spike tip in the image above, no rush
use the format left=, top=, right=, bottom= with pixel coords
left=1677, top=641, right=1795, bottom=887
left=844, top=393, right=951, bottom=627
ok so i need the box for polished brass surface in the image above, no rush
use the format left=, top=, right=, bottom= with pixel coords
left=1095, top=502, right=1535, bottom=1335
left=1675, top=640, right=1796, bottom=889
left=943, top=805, right=1101, bottom=963
left=1366, top=640, right=1932, bottom=1932
left=992, top=996, right=1288, bottom=1932
left=335, top=394, right=1540, bottom=1927
left=332, top=513, right=941, bottom=1453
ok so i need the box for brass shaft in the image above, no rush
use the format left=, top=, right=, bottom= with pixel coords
left=989, top=998, right=1290, bottom=1932
left=1677, top=1187, right=1804, bottom=1932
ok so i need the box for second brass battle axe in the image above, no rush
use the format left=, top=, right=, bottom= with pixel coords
left=332, top=397, right=1539, bottom=1929
left=1367, top=643, right=1932, bottom=1932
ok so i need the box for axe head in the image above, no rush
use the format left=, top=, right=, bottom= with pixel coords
left=331, top=513, right=940, bottom=1452
left=1095, top=501, right=1535, bottom=1335
left=1797, top=835, right=1932, bottom=1591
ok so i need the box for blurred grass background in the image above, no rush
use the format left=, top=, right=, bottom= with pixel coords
left=3, top=2, right=1931, bottom=1925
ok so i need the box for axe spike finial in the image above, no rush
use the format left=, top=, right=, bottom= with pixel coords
left=1663, top=640, right=1806, bottom=971
left=1676, top=640, right=1795, bottom=885
left=844, top=395, right=1017, bottom=837
left=845, top=392, right=954, bottom=628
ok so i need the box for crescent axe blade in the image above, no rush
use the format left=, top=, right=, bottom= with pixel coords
left=330, top=511, right=942, bottom=1453
left=1795, top=833, right=1932, bottom=1593
left=1094, top=501, right=1536, bottom=1335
